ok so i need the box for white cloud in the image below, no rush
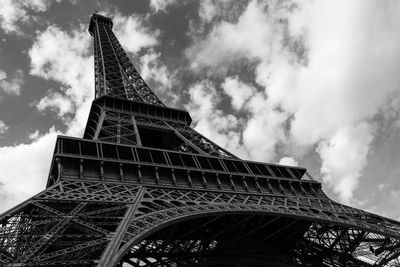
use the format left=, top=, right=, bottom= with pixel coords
left=112, top=13, right=159, bottom=55
left=199, top=0, right=218, bottom=23
left=29, top=25, right=92, bottom=102
left=0, top=120, right=9, bottom=135
left=138, top=49, right=179, bottom=104
left=140, top=50, right=174, bottom=91
left=186, top=80, right=248, bottom=158
left=221, top=76, right=255, bottom=110
left=241, top=92, right=288, bottom=161
left=186, top=80, right=220, bottom=122
left=0, top=25, right=92, bottom=213
left=317, top=123, right=374, bottom=203
left=29, top=24, right=93, bottom=136
left=149, top=0, right=179, bottom=13
left=280, top=1, right=400, bottom=147
left=0, top=0, right=57, bottom=34
left=185, top=0, right=400, bottom=202
left=186, top=1, right=274, bottom=69
left=0, top=128, right=58, bottom=213
left=0, top=69, right=24, bottom=95
left=282, top=1, right=400, bottom=202
left=29, top=129, right=40, bottom=140
left=36, top=91, right=74, bottom=118
left=278, top=156, right=298, bottom=167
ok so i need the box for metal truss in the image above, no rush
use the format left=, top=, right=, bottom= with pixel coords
left=108, top=186, right=400, bottom=266
left=96, top=110, right=139, bottom=145
left=85, top=105, right=237, bottom=158
left=0, top=188, right=125, bottom=265
left=164, top=120, right=237, bottom=158
left=1, top=13, right=400, bottom=267
left=89, top=14, right=163, bottom=106
left=2, top=182, right=400, bottom=266
left=119, top=216, right=384, bottom=267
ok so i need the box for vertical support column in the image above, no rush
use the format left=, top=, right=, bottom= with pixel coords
left=132, top=116, right=142, bottom=146
left=95, top=20, right=107, bottom=96
left=98, top=187, right=145, bottom=266
left=116, top=113, right=121, bottom=144
left=94, top=110, right=106, bottom=140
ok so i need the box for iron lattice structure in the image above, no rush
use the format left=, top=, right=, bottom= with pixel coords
left=1, top=13, right=400, bottom=267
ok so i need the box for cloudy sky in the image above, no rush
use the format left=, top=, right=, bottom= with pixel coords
left=0, top=0, right=400, bottom=220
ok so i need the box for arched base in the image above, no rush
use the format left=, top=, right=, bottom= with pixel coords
left=117, top=213, right=367, bottom=267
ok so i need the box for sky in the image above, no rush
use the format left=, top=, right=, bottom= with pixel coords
left=0, top=0, right=400, bottom=221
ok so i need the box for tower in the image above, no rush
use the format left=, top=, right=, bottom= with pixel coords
left=1, top=13, right=400, bottom=266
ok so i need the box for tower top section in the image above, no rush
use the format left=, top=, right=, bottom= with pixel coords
left=88, top=13, right=113, bottom=35
left=88, top=12, right=164, bottom=106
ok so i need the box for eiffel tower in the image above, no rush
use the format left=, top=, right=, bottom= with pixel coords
left=1, top=13, right=400, bottom=267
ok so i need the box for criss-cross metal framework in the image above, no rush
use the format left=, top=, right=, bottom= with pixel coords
left=1, top=13, right=400, bottom=267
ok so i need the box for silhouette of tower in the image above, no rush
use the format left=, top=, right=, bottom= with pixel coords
left=1, top=13, right=400, bottom=267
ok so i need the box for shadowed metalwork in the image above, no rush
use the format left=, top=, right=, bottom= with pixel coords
left=1, top=13, right=400, bottom=267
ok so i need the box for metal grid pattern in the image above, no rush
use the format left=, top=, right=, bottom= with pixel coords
left=90, top=14, right=164, bottom=106
left=1, top=182, right=399, bottom=266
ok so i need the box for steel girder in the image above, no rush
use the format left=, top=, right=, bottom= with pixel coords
left=1, top=180, right=400, bottom=266
left=89, top=14, right=163, bottom=106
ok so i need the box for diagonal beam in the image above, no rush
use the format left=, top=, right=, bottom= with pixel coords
left=98, top=187, right=145, bottom=266
left=32, top=238, right=108, bottom=262
left=32, top=201, right=64, bottom=216
left=73, top=218, right=110, bottom=235
left=80, top=205, right=127, bottom=216
left=20, top=202, right=87, bottom=261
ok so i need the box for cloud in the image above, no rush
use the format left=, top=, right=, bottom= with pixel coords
left=0, top=69, right=24, bottom=95
left=185, top=78, right=287, bottom=161
left=317, top=122, right=373, bottom=202
left=0, top=0, right=57, bottom=34
left=0, top=128, right=58, bottom=213
left=29, top=129, right=40, bottom=140
left=379, top=90, right=400, bottom=131
left=278, top=156, right=298, bottom=167
left=190, top=0, right=250, bottom=39
left=221, top=76, right=255, bottom=110
left=139, top=49, right=178, bottom=103
left=29, top=24, right=93, bottom=136
left=140, top=50, right=173, bottom=90
left=186, top=1, right=277, bottom=70
left=241, top=91, right=288, bottom=161
left=36, top=91, right=74, bottom=118
left=0, top=23, right=93, bottom=212
left=186, top=80, right=248, bottom=158
left=282, top=1, right=400, bottom=202
left=112, top=13, right=159, bottom=54
left=0, top=120, right=9, bottom=135
left=185, top=0, right=400, bottom=203
left=199, top=0, right=219, bottom=23
left=149, top=0, right=179, bottom=13
left=29, top=25, right=92, bottom=102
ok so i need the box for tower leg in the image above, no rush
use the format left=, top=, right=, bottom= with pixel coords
left=98, top=188, right=145, bottom=266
